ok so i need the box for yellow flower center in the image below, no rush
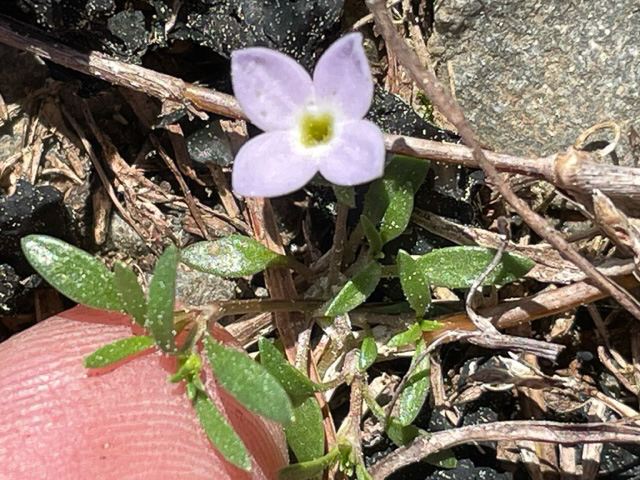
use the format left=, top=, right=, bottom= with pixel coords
left=300, top=112, right=334, bottom=147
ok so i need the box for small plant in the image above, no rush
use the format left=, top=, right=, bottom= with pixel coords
left=19, top=34, right=536, bottom=479
left=21, top=235, right=295, bottom=471
left=21, top=219, right=532, bottom=477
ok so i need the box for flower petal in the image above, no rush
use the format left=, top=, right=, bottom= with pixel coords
left=232, top=48, right=313, bottom=132
left=313, top=33, right=374, bottom=121
left=319, top=120, right=385, bottom=186
left=232, top=132, right=319, bottom=197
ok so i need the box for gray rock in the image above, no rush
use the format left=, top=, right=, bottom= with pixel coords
left=175, top=263, right=237, bottom=307
left=427, top=0, right=640, bottom=162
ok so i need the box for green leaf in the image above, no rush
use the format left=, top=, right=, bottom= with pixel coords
left=333, top=185, right=356, bottom=208
left=425, top=450, right=457, bottom=469
left=113, top=262, right=146, bottom=327
left=285, top=395, right=325, bottom=463
left=355, top=463, right=373, bottom=480
left=259, top=338, right=318, bottom=397
left=387, top=322, right=423, bottom=347
left=361, top=215, right=383, bottom=257
left=278, top=446, right=341, bottom=480
left=416, top=246, right=534, bottom=288
left=358, top=335, right=378, bottom=372
left=169, top=353, right=202, bottom=386
left=324, top=260, right=381, bottom=317
left=396, top=339, right=430, bottom=426
left=364, top=392, right=386, bottom=421
left=420, top=319, right=445, bottom=331
left=397, top=250, right=430, bottom=316
left=147, top=245, right=178, bottom=352
left=379, top=181, right=414, bottom=244
left=21, top=235, right=122, bottom=311
left=181, top=236, right=287, bottom=277
left=84, top=336, right=154, bottom=368
left=362, top=155, right=429, bottom=225
left=364, top=393, right=422, bottom=447
left=385, top=418, right=421, bottom=447
left=193, top=391, right=251, bottom=470
left=204, top=334, right=294, bottom=424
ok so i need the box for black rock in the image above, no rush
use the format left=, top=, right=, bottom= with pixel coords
left=0, top=181, right=71, bottom=276
left=172, top=0, right=345, bottom=68
left=0, top=264, right=40, bottom=315
left=367, top=89, right=460, bottom=143
left=107, top=9, right=148, bottom=55
left=388, top=458, right=514, bottom=480
left=599, top=443, right=640, bottom=479
left=186, top=120, right=233, bottom=167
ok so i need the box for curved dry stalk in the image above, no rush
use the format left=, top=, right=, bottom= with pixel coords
left=369, top=420, right=640, bottom=479
left=365, top=0, right=640, bottom=321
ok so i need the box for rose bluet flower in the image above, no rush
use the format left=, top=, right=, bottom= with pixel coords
left=230, top=33, right=385, bottom=197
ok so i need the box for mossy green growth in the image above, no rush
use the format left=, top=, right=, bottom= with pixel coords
left=300, top=112, right=333, bottom=147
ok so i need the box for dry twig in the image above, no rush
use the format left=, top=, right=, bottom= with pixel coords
left=369, top=420, right=640, bottom=479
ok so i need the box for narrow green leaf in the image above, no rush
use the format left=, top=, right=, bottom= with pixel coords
left=194, top=391, right=251, bottom=470
left=416, top=246, right=534, bottom=288
left=420, top=319, right=445, bottom=331
left=358, top=335, right=378, bottom=372
left=324, top=260, right=381, bottom=317
left=361, top=215, right=383, bottom=257
left=387, top=322, right=423, bottom=347
left=385, top=418, right=421, bottom=447
left=396, top=339, right=430, bottom=426
left=379, top=181, right=413, bottom=244
left=362, top=155, right=430, bottom=225
left=285, top=395, right=325, bottom=462
left=364, top=392, right=386, bottom=422
left=147, top=245, right=178, bottom=352
left=397, top=250, right=430, bottom=316
left=169, top=353, right=202, bottom=385
left=259, top=338, right=317, bottom=397
left=356, top=463, right=374, bottom=480
left=278, top=446, right=341, bottom=480
left=364, top=393, right=422, bottom=446
left=113, top=262, right=146, bottom=326
left=84, top=336, right=154, bottom=368
left=425, top=450, right=457, bottom=469
left=181, top=235, right=286, bottom=277
left=21, top=235, right=122, bottom=311
left=204, top=334, right=294, bottom=424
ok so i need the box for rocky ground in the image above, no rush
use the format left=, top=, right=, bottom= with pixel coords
left=1, top=1, right=639, bottom=479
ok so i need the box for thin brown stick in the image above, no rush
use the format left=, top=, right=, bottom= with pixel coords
left=64, top=104, right=163, bottom=254
left=484, top=274, right=639, bottom=329
left=369, top=420, right=640, bottom=479
left=150, top=135, right=211, bottom=240
left=365, top=0, right=640, bottom=321
left=206, top=163, right=243, bottom=221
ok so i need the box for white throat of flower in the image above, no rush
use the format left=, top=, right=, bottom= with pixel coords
left=297, top=104, right=336, bottom=149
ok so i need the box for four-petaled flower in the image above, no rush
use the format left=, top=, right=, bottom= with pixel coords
left=231, top=33, right=385, bottom=197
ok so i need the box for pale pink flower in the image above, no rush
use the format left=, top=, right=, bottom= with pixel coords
left=231, top=33, right=385, bottom=197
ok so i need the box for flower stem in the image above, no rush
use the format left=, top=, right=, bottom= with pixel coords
left=198, top=298, right=326, bottom=321
left=328, top=202, right=349, bottom=286
left=281, top=256, right=316, bottom=281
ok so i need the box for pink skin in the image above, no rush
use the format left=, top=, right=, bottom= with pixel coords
left=0, top=306, right=288, bottom=480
